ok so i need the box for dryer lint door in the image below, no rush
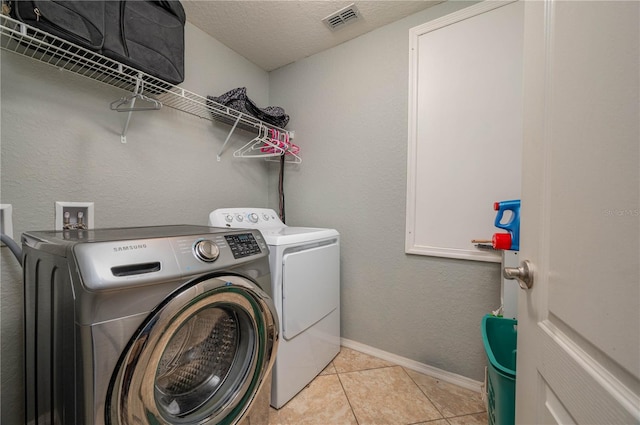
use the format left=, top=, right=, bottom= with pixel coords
left=282, top=241, right=340, bottom=340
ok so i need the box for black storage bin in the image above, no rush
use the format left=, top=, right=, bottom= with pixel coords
left=102, top=1, right=186, bottom=85
left=10, top=1, right=105, bottom=50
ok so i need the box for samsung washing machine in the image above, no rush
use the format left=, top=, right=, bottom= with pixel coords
left=22, top=225, right=278, bottom=425
left=209, top=208, right=340, bottom=409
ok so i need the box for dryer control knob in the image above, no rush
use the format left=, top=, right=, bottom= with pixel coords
left=194, top=239, right=220, bottom=262
left=248, top=213, right=259, bottom=223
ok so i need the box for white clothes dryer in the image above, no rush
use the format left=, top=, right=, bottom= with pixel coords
left=209, top=208, right=340, bottom=409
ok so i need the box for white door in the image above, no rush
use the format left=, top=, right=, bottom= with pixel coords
left=516, top=1, right=639, bottom=424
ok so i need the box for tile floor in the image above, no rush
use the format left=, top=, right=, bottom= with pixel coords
left=268, top=347, right=488, bottom=425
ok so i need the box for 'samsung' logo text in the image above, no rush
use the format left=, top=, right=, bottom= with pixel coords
left=113, top=244, right=147, bottom=252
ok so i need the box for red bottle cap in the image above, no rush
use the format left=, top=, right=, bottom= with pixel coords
left=493, top=233, right=512, bottom=250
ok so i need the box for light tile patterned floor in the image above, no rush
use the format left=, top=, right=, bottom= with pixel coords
left=269, top=347, right=487, bottom=425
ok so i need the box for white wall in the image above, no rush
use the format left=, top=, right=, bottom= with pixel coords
left=269, top=0, right=500, bottom=382
left=0, top=23, right=271, bottom=423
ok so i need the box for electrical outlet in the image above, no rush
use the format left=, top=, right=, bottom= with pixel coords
left=0, top=204, right=14, bottom=246
left=55, top=202, right=94, bottom=230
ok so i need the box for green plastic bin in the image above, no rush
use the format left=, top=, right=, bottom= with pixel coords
left=482, top=314, right=517, bottom=425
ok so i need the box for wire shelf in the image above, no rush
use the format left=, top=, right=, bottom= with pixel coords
left=0, top=14, right=287, bottom=136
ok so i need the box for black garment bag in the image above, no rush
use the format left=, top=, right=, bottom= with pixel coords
left=102, top=1, right=186, bottom=85
left=10, top=0, right=186, bottom=85
left=10, top=1, right=105, bottom=51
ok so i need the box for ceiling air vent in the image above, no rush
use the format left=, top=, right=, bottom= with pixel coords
left=322, top=4, right=360, bottom=31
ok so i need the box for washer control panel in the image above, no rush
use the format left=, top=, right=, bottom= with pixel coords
left=225, top=233, right=261, bottom=259
left=63, top=226, right=269, bottom=290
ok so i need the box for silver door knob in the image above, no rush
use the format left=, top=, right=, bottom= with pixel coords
left=503, top=260, right=534, bottom=289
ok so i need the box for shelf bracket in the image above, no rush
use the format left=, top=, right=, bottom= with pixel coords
left=120, top=76, right=141, bottom=144
left=111, top=74, right=161, bottom=143
left=120, top=99, right=136, bottom=144
left=216, top=115, right=242, bottom=161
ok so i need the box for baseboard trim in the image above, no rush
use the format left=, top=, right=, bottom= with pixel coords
left=340, top=338, right=484, bottom=393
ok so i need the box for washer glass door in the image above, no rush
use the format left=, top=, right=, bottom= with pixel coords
left=106, top=274, right=277, bottom=425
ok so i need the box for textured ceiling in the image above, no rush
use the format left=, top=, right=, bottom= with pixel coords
left=182, top=1, right=442, bottom=71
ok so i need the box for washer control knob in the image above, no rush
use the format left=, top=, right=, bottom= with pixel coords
left=194, top=239, right=220, bottom=262
left=235, top=214, right=244, bottom=222
left=262, top=213, right=270, bottom=221
left=224, top=214, right=233, bottom=223
left=248, top=213, right=259, bottom=223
